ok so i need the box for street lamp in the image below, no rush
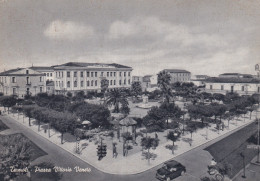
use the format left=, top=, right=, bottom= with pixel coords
left=240, top=152, right=246, bottom=178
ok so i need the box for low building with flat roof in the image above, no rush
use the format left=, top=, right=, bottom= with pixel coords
left=204, top=77, right=260, bottom=95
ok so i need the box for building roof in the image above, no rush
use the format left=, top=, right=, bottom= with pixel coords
left=29, top=66, right=54, bottom=71
left=163, top=69, right=190, bottom=73
left=54, top=62, right=132, bottom=69
left=0, top=68, right=25, bottom=75
left=205, top=77, right=260, bottom=84
left=219, top=73, right=240, bottom=76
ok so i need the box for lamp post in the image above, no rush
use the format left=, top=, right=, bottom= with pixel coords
left=240, top=152, right=246, bottom=178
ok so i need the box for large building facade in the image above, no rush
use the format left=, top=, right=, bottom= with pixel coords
left=163, top=69, right=191, bottom=83
left=0, top=68, right=46, bottom=98
left=53, top=62, right=133, bottom=95
left=204, top=77, right=260, bottom=95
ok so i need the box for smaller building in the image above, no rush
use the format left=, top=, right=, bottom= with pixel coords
left=163, top=69, right=191, bottom=83
left=0, top=67, right=46, bottom=98
left=204, top=77, right=260, bottom=95
left=219, top=73, right=253, bottom=78
left=191, top=75, right=209, bottom=87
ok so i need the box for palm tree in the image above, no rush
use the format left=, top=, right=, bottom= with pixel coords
left=157, top=71, right=172, bottom=103
left=106, top=89, right=128, bottom=113
left=101, top=79, right=109, bottom=100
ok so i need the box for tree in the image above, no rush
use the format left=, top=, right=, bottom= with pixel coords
left=106, top=89, right=128, bottom=113
left=141, top=136, right=159, bottom=164
left=186, top=121, right=197, bottom=145
left=73, top=91, right=85, bottom=102
left=50, top=112, right=78, bottom=144
left=101, top=79, right=109, bottom=99
left=157, top=70, right=172, bottom=103
left=0, top=134, right=33, bottom=180
left=0, top=96, right=17, bottom=114
left=22, top=105, right=36, bottom=126
left=131, top=82, right=142, bottom=101
left=120, top=102, right=130, bottom=116
left=143, top=106, right=166, bottom=131
left=160, top=102, right=182, bottom=128
left=213, top=93, right=225, bottom=102
left=68, top=102, right=111, bottom=128
left=167, top=131, right=180, bottom=154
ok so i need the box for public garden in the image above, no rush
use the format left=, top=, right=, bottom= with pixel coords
left=0, top=71, right=260, bottom=176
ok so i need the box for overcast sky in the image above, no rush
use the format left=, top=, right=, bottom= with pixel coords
left=0, top=0, right=260, bottom=76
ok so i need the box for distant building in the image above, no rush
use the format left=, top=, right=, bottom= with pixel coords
left=46, top=81, right=55, bottom=95
left=163, top=69, right=191, bottom=83
left=219, top=73, right=253, bottom=78
left=204, top=77, right=260, bottom=95
left=52, top=62, right=132, bottom=95
left=0, top=68, right=46, bottom=98
left=29, top=66, right=55, bottom=82
left=191, top=75, right=209, bottom=86
left=132, top=76, right=143, bottom=82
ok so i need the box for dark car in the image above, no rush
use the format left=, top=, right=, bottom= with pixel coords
left=156, top=160, right=186, bottom=181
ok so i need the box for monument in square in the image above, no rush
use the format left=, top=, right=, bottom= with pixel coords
left=136, top=95, right=152, bottom=109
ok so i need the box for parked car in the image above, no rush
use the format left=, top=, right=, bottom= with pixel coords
left=156, top=160, right=186, bottom=181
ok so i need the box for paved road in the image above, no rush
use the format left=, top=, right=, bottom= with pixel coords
left=1, top=115, right=252, bottom=181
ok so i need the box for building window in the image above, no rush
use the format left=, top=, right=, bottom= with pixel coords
left=59, top=72, right=60, bottom=77
left=128, top=79, right=130, bottom=84
left=95, top=72, right=97, bottom=77
left=56, top=81, right=58, bottom=87
left=91, top=80, right=93, bottom=86
left=61, top=72, right=63, bottom=77
left=124, top=72, right=126, bottom=77
left=119, top=80, right=121, bottom=85
left=47, top=73, right=49, bottom=77
left=74, top=71, right=77, bottom=77
left=114, top=80, right=116, bottom=85
left=221, top=85, right=224, bottom=90
left=81, top=81, right=84, bottom=87
left=119, top=72, right=122, bottom=77
left=128, top=72, right=131, bottom=76
left=210, top=85, right=213, bottom=90
left=67, top=71, right=70, bottom=77
left=26, top=70, right=29, bottom=74
left=110, top=80, right=113, bottom=86
left=258, top=87, right=260, bottom=93
left=40, top=87, right=43, bottom=93
left=91, top=72, right=94, bottom=77
left=110, top=72, right=112, bottom=77
left=67, top=81, right=70, bottom=88
left=26, top=77, right=30, bottom=84
left=101, top=72, right=104, bottom=77
left=114, top=72, right=116, bottom=77
left=13, top=88, right=16, bottom=95
left=87, top=81, right=89, bottom=87
left=87, top=72, right=90, bottom=77
left=11, top=77, right=16, bottom=83
left=95, top=80, right=97, bottom=86
left=124, top=79, right=126, bottom=85
left=40, top=77, right=42, bottom=82
left=81, top=72, right=83, bottom=77
left=61, top=81, right=63, bottom=87
left=50, top=73, right=52, bottom=77
left=241, top=86, right=244, bottom=91
left=107, top=72, right=109, bottom=77
left=74, top=81, right=77, bottom=87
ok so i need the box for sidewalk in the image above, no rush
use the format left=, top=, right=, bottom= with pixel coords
left=1, top=107, right=256, bottom=175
